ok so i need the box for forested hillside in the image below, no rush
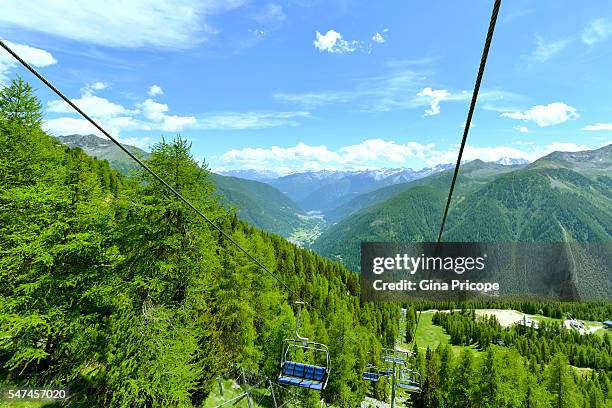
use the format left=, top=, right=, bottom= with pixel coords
left=57, top=134, right=150, bottom=174
left=325, top=160, right=525, bottom=224
left=210, top=173, right=322, bottom=239
left=313, top=149, right=612, bottom=273
left=0, top=78, right=401, bottom=407
left=54, top=134, right=320, bottom=242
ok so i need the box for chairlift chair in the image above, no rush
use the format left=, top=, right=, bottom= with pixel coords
left=362, top=364, right=387, bottom=382
left=277, top=302, right=330, bottom=391
left=382, top=348, right=408, bottom=364
left=397, top=368, right=422, bottom=392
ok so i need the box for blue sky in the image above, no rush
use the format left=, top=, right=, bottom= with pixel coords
left=0, top=0, right=611, bottom=174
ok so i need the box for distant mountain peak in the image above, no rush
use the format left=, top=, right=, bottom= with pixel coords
left=495, top=157, right=530, bottom=166
left=54, top=133, right=148, bottom=173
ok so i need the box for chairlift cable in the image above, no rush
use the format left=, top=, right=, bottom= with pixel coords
left=410, top=0, right=502, bottom=349
left=0, top=39, right=299, bottom=299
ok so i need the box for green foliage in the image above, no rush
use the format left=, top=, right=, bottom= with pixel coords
left=0, top=78, right=400, bottom=407
left=210, top=173, right=316, bottom=238
left=313, top=154, right=612, bottom=273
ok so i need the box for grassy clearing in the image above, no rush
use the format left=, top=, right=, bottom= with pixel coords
left=399, top=311, right=482, bottom=357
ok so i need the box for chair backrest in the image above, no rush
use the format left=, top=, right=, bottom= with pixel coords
left=282, top=361, right=326, bottom=382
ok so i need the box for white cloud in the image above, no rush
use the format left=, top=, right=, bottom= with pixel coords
left=45, top=82, right=198, bottom=140
left=582, top=19, right=611, bottom=46
left=513, top=125, right=529, bottom=133
left=139, top=98, right=169, bottom=122
left=416, top=87, right=451, bottom=116
left=500, top=102, right=579, bottom=127
left=216, top=138, right=603, bottom=173
left=220, top=142, right=339, bottom=170
left=0, top=0, right=247, bottom=49
left=42, top=116, right=151, bottom=147
left=85, top=82, right=108, bottom=92
left=338, top=139, right=435, bottom=164
left=523, top=37, right=570, bottom=63
left=0, top=40, right=57, bottom=66
left=372, top=32, right=385, bottom=44
left=48, top=94, right=134, bottom=118
left=199, top=111, right=310, bottom=130
left=543, top=142, right=589, bottom=153
left=582, top=123, right=612, bottom=131
left=148, top=84, right=164, bottom=97
left=161, top=115, right=197, bottom=132
left=43, top=117, right=100, bottom=136
left=314, top=30, right=360, bottom=54
left=0, top=40, right=56, bottom=82
left=138, top=98, right=196, bottom=131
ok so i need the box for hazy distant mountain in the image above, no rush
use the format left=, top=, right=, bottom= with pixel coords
left=56, top=134, right=149, bottom=173
left=210, top=173, right=320, bottom=239
left=217, top=169, right=280, bottom=181
left=495, top=157, right=530, bottom=166
left=54, top=134, right=321, bottom=242
left=324, top=160, right=525, bottom=223
left=267, top=164, right=454, bottom=213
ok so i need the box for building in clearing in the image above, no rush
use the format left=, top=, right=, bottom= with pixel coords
left=517, top=315, right=539, bottom=329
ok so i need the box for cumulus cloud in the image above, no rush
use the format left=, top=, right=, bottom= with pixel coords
left=48, top=93, right=135, bottom=118
left=544, top=142, right=590, bottom=153
left=148, top=84, right=164, bottom=97
left=84, top=82, right=108, bottom=92
left=338, top=139, right=434, bottom=164
left=0, top=0, right=247, bottom=49
left=372, top=32, right=385, bottom=44
left=523, top=37, right=570, bottom=63
left=500, top=102, right=579, bottom=127
left=220, top=142, right=339, bottom=171
left=513, top=125, right=529, bottom=133
left=582, top=123, right=612, bottom=131
left=0, top=40, right=56, bottom=82
left=314, top=30, right=360, bottom=54
left=217, top=138, right=601, bottom=173
left=313, top=29, right=388, bottom=54
left=44, top=81, right=197, bottom=141
left=138, top=98, right=196, bottom=131
left=416, top=87, right=452, bottom=116
left=582, top=19, right=611, bottom=46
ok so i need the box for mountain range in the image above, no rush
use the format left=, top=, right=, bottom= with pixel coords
left=54, top=134, right=610, bottom=287
left=312, top=145, right=612, bottom=284
left=54, top=134, right=320, bottom=242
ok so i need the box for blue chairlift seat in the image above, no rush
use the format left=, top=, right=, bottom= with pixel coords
left=278, top=302, right=331, bottom=391
left=397, top=382, right=421, bottom=392
left=398, top=368, right=422, bottom=393
left=362, top=372, right=381, bottom=382
left=278, top=361, right=327, bottom=390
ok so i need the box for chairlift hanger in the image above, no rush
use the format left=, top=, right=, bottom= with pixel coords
left=277, top=301, right=330, bottom=391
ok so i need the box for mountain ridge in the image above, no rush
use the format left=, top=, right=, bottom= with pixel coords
left=312, top=145, right=612, bottom=278
left=54, top=134, right=319, bottom=241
